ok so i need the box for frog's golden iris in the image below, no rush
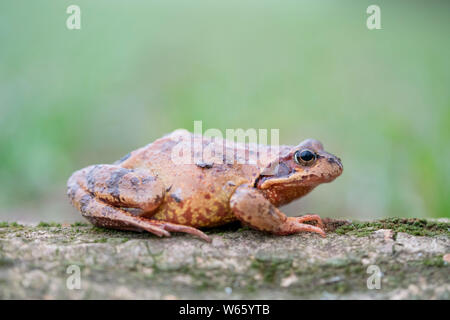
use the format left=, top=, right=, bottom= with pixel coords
left=294, top=149, right=316, bottom=166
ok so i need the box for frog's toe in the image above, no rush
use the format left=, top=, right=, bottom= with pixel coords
left=140, top=223, right=171, bottom=237
left=163, top=224, right=212, bottom=242
left=131, top=219, right=212, bottom=241
left=284, top=217, right=326, bottom=237
left=150, top=221, right=212, bottom=242
left=293, top=214, right=324, bottom=229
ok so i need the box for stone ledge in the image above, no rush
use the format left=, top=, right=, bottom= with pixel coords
left=0, top=218, right=448, bottom=299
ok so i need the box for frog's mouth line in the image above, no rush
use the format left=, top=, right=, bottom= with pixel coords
left=256, top=172, right=339, bottom=190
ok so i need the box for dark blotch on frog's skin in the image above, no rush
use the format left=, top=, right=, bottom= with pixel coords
left=130, top=177, right=140, bottom=186
left=101, top=206, right=115, bottom=217
left=171, top=193, right=183, bottom=203
left=67, top=183, right=78, bottom=200
left=106, top=168, right=129, bottom=200
left=327, top=157, right=338, bottom=165
left=195, top=161, right=214, bottom=169
left=142, top=176, right=156, bottom=184
left=79, top=194, right=92, bottom=213
left=116, top=152, right=131, bottom=164
left=275, top=162, right=292, bottom=178
left=268, top=206, right=277, bottom=217
left=254, top=162, right=294, bottom=186
left=130, top=176, right=140, bottom=191
left=170, top=188, right=183, bottom=203
left=86, top=165, right=100, bottom=191
left=161, top=140, right=178, bottom=152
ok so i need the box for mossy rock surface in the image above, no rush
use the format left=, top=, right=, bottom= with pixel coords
left=0, top=218, right=448, bottom=299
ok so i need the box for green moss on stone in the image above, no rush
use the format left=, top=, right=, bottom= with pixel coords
left=335, top=218, right=449, bottom=237
left=421, top=255, right=447, bottom=268
left=71, top=222, right=89, bottom=227
left=1, top=222, right=24, bottom=228
left=0, top=257, right=14, bottom=268
left=37, top=222, right=61, bottom=228
left=251, top=257, right=293, bottom=283
left=93, top=238, right=108, bottom=243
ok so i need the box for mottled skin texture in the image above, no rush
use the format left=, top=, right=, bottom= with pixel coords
left=67, top=129, right=343, bottom=242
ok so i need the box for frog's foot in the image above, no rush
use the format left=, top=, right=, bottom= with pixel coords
left=230, top=185, right=326, bottom=237
left=68, top=175, right=211, bottom=242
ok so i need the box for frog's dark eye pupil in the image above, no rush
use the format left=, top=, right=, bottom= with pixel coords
left=294, top=150, right=316, bottom=165
left=300, top=150, right=314, bottom=161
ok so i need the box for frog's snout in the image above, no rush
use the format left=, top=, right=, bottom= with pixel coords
left=315, top=150, right=343, bottom=181
left=328, top=155, right=343, bottom=179
left=327, top=155, right=343, bottom=171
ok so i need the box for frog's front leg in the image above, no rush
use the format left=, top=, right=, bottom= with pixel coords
left=67, top=165, right=211, bottom=242
left=229, top=184, right=326, bottom=237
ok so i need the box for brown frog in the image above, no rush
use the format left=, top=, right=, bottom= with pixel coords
left=67, top=129, right=343, bottom=242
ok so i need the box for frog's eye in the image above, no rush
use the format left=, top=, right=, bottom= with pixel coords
left=294, top=149, right=316, bottom=166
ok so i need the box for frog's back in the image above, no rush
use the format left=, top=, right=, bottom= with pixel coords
left=120, top=130, right=275, bottom=227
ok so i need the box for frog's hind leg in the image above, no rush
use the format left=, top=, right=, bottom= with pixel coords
left=68, top=166, right=211, bottom=241
left=230, top=184, right=326, bottom=237
left=68, top=181, right=167, bottom=236
left=67, top=180, right=211, bottom=241
left=73, top=164, right=165, bottom=213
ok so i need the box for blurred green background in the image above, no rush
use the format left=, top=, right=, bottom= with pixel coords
left=1, top=0, right=449, bottom=223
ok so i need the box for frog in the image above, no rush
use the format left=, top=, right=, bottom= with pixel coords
left=67, top=129, right=343, bottom=242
